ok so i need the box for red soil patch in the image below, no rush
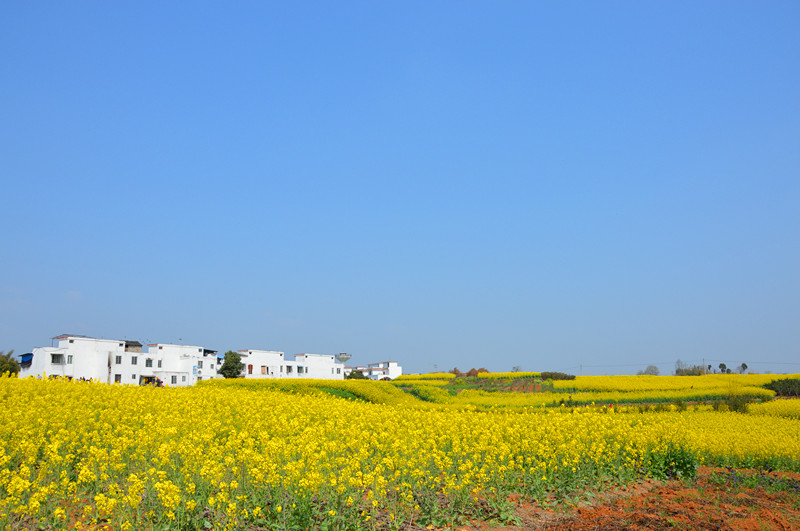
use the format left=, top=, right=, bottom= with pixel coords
left=449, top=467, right=800, bottom=531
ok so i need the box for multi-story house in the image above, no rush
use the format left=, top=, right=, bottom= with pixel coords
left=22, top=335, right=221, bottom=386
left=21, top=335, right=134, bottom=382
left=238, top=349, right=286, bottom=378
left=22, top=335, right=385, bottom=384
left=144, top=343, right=220, bottom=386
left=238, top=350, right=345, bottom=379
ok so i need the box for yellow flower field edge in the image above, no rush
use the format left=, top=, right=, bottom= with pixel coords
left=388, top=382, right=775, bottom=408
left=395, top=373, right=454, bottom=381
left=477, top=371, right=541, bottom=380
left=391, top=379, right=450, bottom=387
left=553, top=374, right=800, bottom=392
left=198, top=377, right=429, bottom=407
left=1, top=375, right=717, bottom=531
left=750, top=399, right=800, bottom=419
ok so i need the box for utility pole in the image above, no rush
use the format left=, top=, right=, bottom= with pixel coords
left=703, top=358, right=706, bottom=376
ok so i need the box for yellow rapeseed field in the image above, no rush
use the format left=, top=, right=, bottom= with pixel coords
left=1, top=374, right=798, bottom=530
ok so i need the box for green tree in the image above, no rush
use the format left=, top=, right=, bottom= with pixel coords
left=719, top=363, right=727, bottom=373
left=0, top=350, right=20, bottom=375
left=637, top=365, right=660, bottom=375
left=345, top=369, right=367, bottom=380
left=218, top=350, right=243, bottom=379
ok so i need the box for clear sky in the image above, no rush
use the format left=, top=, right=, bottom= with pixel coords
left=2, top=2, right=799, bottom=376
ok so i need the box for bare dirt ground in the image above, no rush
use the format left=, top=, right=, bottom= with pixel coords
left=451, top=467, right=800, bottom=531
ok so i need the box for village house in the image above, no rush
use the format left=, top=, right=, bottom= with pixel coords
left=238, top=350, right=346, bottom=380
left=20, top=336, right=365, bottom=384
left=20, top=335, right=222, bottom=386
left=345, top=360, right=403, bottom=380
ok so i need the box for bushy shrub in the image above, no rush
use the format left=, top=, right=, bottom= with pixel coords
left=540, top=371, right=575, bottom=381
left=763, top=378, right=800, bottom=397
left=647, top=443, right=699, bottom=480
left=711, top=394, right=758, bottom=414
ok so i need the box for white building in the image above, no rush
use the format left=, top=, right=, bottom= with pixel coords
left=239, top=350, right=345, bottom=380
left=239, top=349, right=286, bottom=378
left=296, top=353, right=344, bottom=379
left=22, top=336, right=386, bottom=384
left=21, top=335, right=221, bottom=386
left=21, top=335, right=132, bottom=382
left=345, top=361, right=403, bottom=380
left=145, top=343, right=221, bottom=387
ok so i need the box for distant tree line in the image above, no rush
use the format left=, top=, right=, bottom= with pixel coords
left=449, top=367, right=490, bottom=378
left=674, top=359, right=748, bottom=376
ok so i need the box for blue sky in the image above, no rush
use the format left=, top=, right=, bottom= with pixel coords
left=2, top=2, right=798, bottom=375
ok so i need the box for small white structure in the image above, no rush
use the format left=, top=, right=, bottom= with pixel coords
left=345, top=361, right=403, bottom=380
left=239, top=350, right=344, bottom=380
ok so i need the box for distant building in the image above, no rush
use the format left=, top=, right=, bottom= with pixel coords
left=345, top=361, right=403, bottom=380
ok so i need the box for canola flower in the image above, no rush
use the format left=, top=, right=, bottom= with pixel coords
left=390, top=382, right=774, bottom=409
left=395, top=373, right=455, bottom=381
left=750, top=399, right=800, bottom=419
left=477, top=371, right=540, bottom=380
left=391, top=379, right=451, bottom=387
left=553, top=374, right=799, bottom=393
left=1, top=374, right=798, bottom=530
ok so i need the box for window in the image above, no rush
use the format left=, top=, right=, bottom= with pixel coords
left=198, top=348, right=202, bottom=353
left=261, top=366, right=266, bottom=375
left=197, top=376, right=203, bottom=381
left=248, top=364, right=253, bottom=375
left=287, top=366, right=293, bottom=373
left=159, top=346, right=163, bottom=350
left=69, top=339, right=74, bottom=343
left=51, top=353, right=64, bottom=364
left=119, top=343, right=124, bottom=347
left=67, top=355, right=73, bottom=364
left=115, top=355, right=122, bottom=365
left=337, top=368, right=341, bottom=374
left=280, top=365, right=284, bottom=373
left=198, top=361, right=203, bottom=369
left=210, top=364, right=214, bottom=369
left=131, top=356, right=138, bottom=365
left=158, top=360, right=162, bottom=368
left=131, top=374, right=136, bottom=380
left=298, top=366, right=303, bottom=374
left=145, top=359, right=153, bottom=368
left=182, top=375, right=186, bottom=382
left=171, top=375, right=177, bottom=384
left=114, top=374, right=121, bottom=383
left=331, top=368, right=334, bottom=374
